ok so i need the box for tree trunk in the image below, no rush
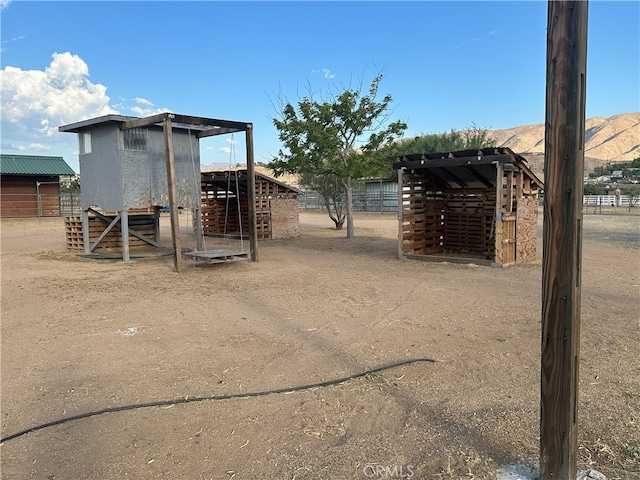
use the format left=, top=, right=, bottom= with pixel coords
left=323, top=197, right=344, bottom=230
left=344, top=177, right=354, bottom=239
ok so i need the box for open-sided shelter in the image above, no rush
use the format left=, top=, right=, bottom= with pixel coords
left=201, top=169, right=300, bottom=240
left=393, top=147, right=543, bottom=267
left=59, top=113, right=257, bottom=269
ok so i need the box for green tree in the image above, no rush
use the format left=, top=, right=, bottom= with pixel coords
left=626, top=185, right=640, bottom=209
left=372, top=124, right=496, bottom=177
left=270, top=73, right=406, bottom=238
left=400, top=124, right=495, bottom=154
left=60, top=176, right=80, bottom=192
left=300, top=171, right=346, bottom=229
left=583, top=184, right=602, bottom=195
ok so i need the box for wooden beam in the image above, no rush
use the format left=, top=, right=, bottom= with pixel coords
left=196, top=127, right=246, bottom=138
left=120, top=113, right=169, bottom=130
left=540, top=1, right=588, bottom=478
left=493, top=162, right=504, bottom=267
left=88, top=207, right=162, bottom=248
left=89, top=213, right=121, bottom=253
left=163, top=116, right=183, bottom=272
left=170, top=114, right=250, bottom=131
left=395, top=154, right=513, bottom=170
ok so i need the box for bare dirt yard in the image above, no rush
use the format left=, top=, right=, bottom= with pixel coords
left=1, top=209, right=638, bottom=480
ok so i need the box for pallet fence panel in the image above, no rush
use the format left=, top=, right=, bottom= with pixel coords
left=65, top=213, right=157, bottom=252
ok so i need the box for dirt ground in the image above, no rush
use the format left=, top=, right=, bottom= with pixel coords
left=1, top=209, right=638, bottom=480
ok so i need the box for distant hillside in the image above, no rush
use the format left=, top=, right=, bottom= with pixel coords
left=491, top=112, right=640, bottom=177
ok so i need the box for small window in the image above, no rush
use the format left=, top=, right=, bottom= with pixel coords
left=123, top=128, right=148, bottom=151
left=79, top=132, right=92, bottom=154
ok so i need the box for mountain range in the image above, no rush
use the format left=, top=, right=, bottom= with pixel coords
left=490, top=112, right=639, bottom=178
left=203, top=112, right=639, bottom=181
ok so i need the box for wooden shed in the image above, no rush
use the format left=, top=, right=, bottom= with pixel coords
left=0, top=154, right=75, bottom=217
left=201, top=169, right=300, bottom=239
left=59, top=113, right=259, bottom=268
left=393, top=147, right=543, bottom=267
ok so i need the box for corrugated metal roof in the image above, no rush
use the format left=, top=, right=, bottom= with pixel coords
left=0, top=154, right=76, bottom=176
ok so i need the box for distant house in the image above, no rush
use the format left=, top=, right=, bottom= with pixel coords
left=0, top=154, right=75, bottom=217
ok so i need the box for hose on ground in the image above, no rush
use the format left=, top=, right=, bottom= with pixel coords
left=1, top=357, right=436, bottom=444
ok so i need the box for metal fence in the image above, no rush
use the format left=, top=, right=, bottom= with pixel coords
left=299, top=179, right=398, bottom=213
left=0, top=192, right=82, bottom=217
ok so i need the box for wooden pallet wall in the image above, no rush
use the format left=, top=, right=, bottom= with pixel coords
left=201, top=177, right=299, bottom=239
left=400, top=174, right=445, bottom=255
left=442, top=191, right=493, bottom=256
left=65, top=214, right=157, bottom=252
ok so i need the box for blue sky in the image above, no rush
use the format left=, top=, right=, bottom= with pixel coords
left=1, top=0, right=638, bottom=173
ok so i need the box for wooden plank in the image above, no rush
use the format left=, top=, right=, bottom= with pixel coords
left=120, top=113, right=168, bottom=130
left=540, top=2, right=588, bottom=478
left=494, top=162, right=504, bottom=266
left=404, top=254, right=493, bottom=266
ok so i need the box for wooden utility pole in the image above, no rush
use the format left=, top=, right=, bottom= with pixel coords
left=163, top=115, right=184, bottom=272
left=540, top=1, right=588, bottom=478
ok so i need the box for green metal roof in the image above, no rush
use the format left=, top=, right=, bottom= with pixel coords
left=0, top=154, right=76, bottom=176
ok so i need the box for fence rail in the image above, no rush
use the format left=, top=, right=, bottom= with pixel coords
left=0, top=192, right=82, bottom=217
left=2, top=192, right=636, bottom=217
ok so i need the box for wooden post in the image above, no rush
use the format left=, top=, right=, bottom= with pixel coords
left=540, top=1, right=588, bottom=478
left=82, top=210, right=91, bottom=254
left=245, top=124, right=258, bottom=261
left=493, top=161, right=504, bottom=267
left=397, top=165, right=404, bottom=259
left=163, top=115, right=183, bottom=272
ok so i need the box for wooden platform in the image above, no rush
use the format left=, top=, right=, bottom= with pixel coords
left=182, top=249, right=249, bottom=264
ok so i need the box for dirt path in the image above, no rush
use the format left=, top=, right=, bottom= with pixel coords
left=1, top=211, right=638, bottom=479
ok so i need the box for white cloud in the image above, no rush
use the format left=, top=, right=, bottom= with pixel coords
left=1, top=0, right=11, bottom=11
left=29, top=143, right=49, bottom=151
left=0, top=142, right=25, bottom=151
left=1, top=34, right=26, bottom=53
left=311, top=68, right=336, bottom=79
left=135, top=97, right=154, bottom=106
left=0, top=52, right=116, bottom=149
left=218, top=147, right=232, bottom=154
left=130, top=97, right=170, bottom=117
left=226, top=138, right=237, bottom=145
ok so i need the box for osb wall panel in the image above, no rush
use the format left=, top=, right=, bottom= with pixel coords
left=516, top=195, right=539, bottom=263
left=270, top=197, right=299, bottom=239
